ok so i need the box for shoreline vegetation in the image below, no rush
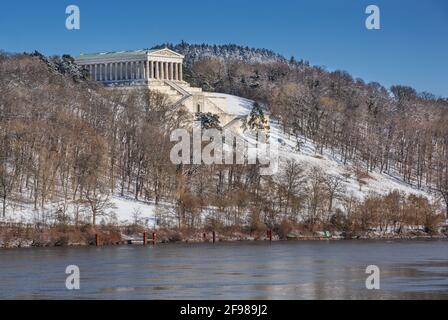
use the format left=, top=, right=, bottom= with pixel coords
left=1, top=223, right=446, bottom=249
left=2, top=48, right=448, bottom=251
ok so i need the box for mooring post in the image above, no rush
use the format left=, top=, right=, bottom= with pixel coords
left=269, top=229, right=272, bottom=242
left=212, top=231, right=216, bottom=244
left=152, top=232, right=157, bottom=245
left=203, top=232, right=206, bottom=241
left=95, top=233, right=99, bottom=247
left=143, top=231, right=147, bottom=246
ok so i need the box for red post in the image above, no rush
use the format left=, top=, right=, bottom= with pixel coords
left=203, top=233, right=206, bottom=241
left=269, top=229, right=272, bottom=242
left=152, top=232, right=157, bottom=245
left=212, top=231, right=216, bottom=243
left=143, top=231, right=147, bottom=246
left=95, top=234, right=99, bottom=247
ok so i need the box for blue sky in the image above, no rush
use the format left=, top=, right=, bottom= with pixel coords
left=1, top=0, right=447, bottom=96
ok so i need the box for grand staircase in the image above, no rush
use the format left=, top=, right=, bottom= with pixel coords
left=164, top=80, right=192, bottom=108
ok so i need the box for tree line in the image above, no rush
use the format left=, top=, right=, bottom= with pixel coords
left=0, top=52, right=446, bottom=235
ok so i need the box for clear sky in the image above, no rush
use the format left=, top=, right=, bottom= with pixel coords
left=1, top=0, right=447, bottom=97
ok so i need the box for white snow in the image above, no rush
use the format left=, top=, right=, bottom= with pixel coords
left=1, top=93, right=433, bottom=225
left=107, top=196, right=158, bottom=226
left=211, top=93, right=254, bottom=116
left=225, top=93, right=431, bottom=200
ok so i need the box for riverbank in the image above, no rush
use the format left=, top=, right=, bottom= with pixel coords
left=1, top=223, right=446, bottom=248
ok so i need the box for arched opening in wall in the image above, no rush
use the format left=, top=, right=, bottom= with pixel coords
left=197, top=104, right=201, bottom=113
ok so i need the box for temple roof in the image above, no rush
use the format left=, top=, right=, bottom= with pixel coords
left=76, top=48, right=184, bottom=61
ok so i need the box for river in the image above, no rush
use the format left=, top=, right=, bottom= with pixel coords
left=0, top=240, right=447, bottom=299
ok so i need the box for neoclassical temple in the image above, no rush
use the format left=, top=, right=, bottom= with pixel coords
left=75, top=48, right=246, bottom=130
left=76, top=48, right=184, bottom=83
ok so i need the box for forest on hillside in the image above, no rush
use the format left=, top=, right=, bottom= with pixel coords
left=0, top=44, right=447, bottom=238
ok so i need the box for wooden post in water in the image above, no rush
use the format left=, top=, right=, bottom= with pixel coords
left=143, top=231, right=147, bottom=246
left=203, top=232, right=206, bottom=241
left=152, top=232, right=157, bottom=245
left=95, top=234, right=99, bottom=247
left=268, top=229, right=272, bottom=242
left=212, top=231, right=216, bottom=244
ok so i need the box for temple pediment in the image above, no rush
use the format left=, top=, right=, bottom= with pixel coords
left=149, top=48, right=184, bottom=59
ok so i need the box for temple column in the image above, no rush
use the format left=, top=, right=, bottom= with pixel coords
left=160, top=62, right=164, bottom=79
left=179, top=62, right=183, bottom=81
left=126, top=62, right=129, bottom=80
left=132, top=62, right=135, bottom=80
left=165, top=62, right=168, bottom=80
left=161, top=62, right=164, bottom=79
left=124, top=62, right=127, bottom=80
left=169, top=62, right=173, bottom=80
left=130, top=62, right=133, bottom=80
left=167, top=62, right=170, bottom=80
left=174, top=63, right=178, bottom=81
left=145, top=60, right=149, bottom=82
left=137, top=62, right=140, bottom=80
left=155, top=61, right=159, bottom=79
left=125, top=62, right=129, bottom=80
left=149, top=61, right=153, bottom=79
left=141, top=61, right=145, bottom=80
left=139, top=61, right=143, bottom=79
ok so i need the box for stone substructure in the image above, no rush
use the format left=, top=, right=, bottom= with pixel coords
left=75, top=48, right=245, bottom=130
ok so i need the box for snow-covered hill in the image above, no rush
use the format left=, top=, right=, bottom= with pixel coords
left=2, top=93, right=431, bottom=225
left=267, top=123, right=429, bottom=199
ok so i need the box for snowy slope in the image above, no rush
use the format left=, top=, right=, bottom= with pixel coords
left=2, top=93, right=431, bottom=225
left=227, top=93, right=430, bottom=200
left=209, top=93, right=254, bottom=116
left=2, top=196, right=169, bottom=226
left=268, top=124, right=429, bottom=199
